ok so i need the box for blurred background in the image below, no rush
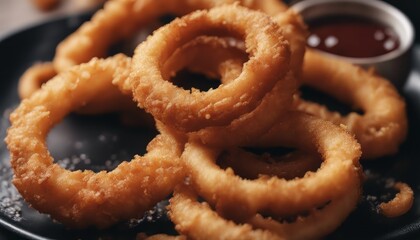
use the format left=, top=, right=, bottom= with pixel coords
left=0, top=0, right=103, bottom=40
left=0, top=0, right=418, bottom=42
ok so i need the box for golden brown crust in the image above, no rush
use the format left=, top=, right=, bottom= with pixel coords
left=379, top=182, right=414, bottom=218
left=18, top=62, right=56, bottom=99
left=130, top=5, right=292, bottom=132
left=295, top=50, right=408, bottom=159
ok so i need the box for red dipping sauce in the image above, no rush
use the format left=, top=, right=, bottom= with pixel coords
left=307, top=16, right=400, bottom=58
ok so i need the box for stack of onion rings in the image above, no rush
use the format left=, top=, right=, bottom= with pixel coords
left=21, top=0, right=408, bottom=159
left=52, top=0, right=288, bottom=72
left=6, top=0, right=413, bottom=238
left=20, top=0, right=288, bottom=116
left=378, top=182, right=414, bottom=218
left=17, top=60, right=140, bottom=116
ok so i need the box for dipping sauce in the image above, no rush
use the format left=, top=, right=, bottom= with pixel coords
left=307, top=16, right=400, bottom=58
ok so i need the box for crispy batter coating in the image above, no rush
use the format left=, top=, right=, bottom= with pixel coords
left=295, top=49, right=408, bottom=159
left=379, top=182, right=414, bottom=218
left=18, top=62, right=56, bottom=99
left=130, top=5, right=292, bottom=131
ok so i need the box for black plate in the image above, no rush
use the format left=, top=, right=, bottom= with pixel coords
left=1, top=11, right=420, bottom=240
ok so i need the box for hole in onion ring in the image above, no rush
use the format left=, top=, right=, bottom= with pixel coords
left=256, top=200, right=331, bottom=224
left=243, top=146, right=295, bottom=156
left=299, top=86, right=364, bottom=116
left=47, top=113, right=158, bottom=172
left=108, top=22, right=161, bottom=57
left=170, top=69, right=221, bottom=92
left=107, top=14, right=178, bottom=58
left=217, top=148, right=322, bottom=180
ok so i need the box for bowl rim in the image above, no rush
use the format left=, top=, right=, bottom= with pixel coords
left=291, top=0, right=415, bottom=64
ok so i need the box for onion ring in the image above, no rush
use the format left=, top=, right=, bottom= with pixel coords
left=18, top=62, right=57, bottom=99
left=249, top=183, right=360, bottom=240
left=272, top=11, right=308, bottom=78
left=18, top=60, right=139, bottom=115
left=129, top=5, right=291, bottom=131
left=182, top=112, right=362, bottom=220
left=378, top=182, right=414, bottom=218
left=24, top=1, right=295, bottom=119
left=137, top=6, right=405, bottom=158
left=294, top=49, right=408, bottom=159
left=168, top=184, right=283, bottom=240
left=5, top=55, right=185, bottom=228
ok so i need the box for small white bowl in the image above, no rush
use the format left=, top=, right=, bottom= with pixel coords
left=292, top=0, right=415, bottom=89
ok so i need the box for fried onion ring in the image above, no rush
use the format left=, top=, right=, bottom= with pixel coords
left=182, top=112, right=362, bottom=220
left=18, top=62, right=56, bottom=99
left=169, top=184, right=283, bottom=240
left=5, top=55, right=185, bottom=228
left=378, top=182, right=414, bottom=218
left=294, top=49, right=408, bottom=159
left=130, top=5, right=291, bottom=131
left=18, top=60, right=138, bottom=115
left=249, top=183, right=360, bottom=240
